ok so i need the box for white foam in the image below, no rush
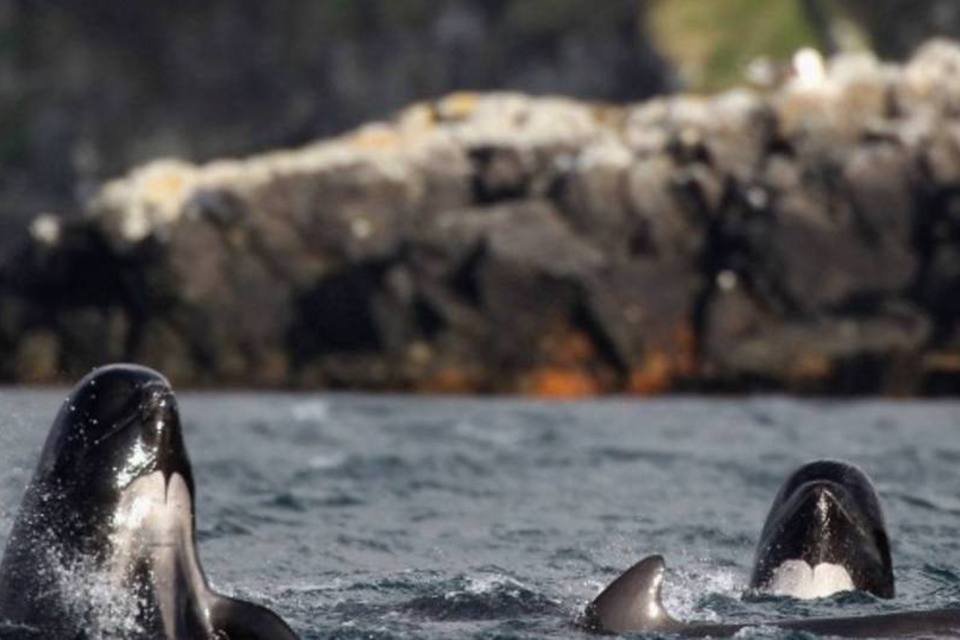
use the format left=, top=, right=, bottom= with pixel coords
left=461, top=573, right=523, bottom=596
left=767, top=559, right=855, bottom=599
left=291, top=400, right=331, bottom=423
left=664, top=566, right=740, bottom=621
left=51, top=550, right=146, bottom=639
left=307, top=452, right=348, bottom=470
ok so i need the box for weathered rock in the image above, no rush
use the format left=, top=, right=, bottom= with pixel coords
left=584, top=258, right=699, bottom=391
left=703, top=287, right=930, bottom=393
left=757, top=143, right=916, bottom=311
left=13, top=331, right=60, bottom=384
left=4, top=42, right=960, bottom=394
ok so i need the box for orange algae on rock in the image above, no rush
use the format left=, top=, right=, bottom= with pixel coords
left=627, top=353, right=673, bottom=395
left=520, top=368, right=600, bottom=399
left=417, top=367, right=481, bottom=394
left=627, top=326, right=698, bottom=395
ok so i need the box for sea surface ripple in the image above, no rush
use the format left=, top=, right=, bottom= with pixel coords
left=1, top=392, right=959, bottom=638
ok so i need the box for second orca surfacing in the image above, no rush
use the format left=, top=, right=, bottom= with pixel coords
left=0, top=364, right=298, bottom=639
left=583, top=555, right=960, bottom=637
left=582, top=460, right=947, bottom=636
left=750, top=460, right=894, bottom=599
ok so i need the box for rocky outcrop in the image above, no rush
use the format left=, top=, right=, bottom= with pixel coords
left=0, top=0, right=670, bottom=256
left=4, top=42, right=960, bottom=395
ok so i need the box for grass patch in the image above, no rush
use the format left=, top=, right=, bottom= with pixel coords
left=649, top=0, right=821, bottom=92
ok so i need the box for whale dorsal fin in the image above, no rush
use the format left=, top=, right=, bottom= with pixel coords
left=583, top=555, right=679, bottom=634
left=208, top=594, right=299, bottom=640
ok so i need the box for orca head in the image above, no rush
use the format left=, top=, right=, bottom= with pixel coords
left=750, top=460, right=893, bottom=599
left=36, top=364, right=194, bottom=528
left=4, top=364, right=298, bottom=638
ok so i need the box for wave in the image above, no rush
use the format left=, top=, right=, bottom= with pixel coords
left=402, top=572, right=563, bottom=621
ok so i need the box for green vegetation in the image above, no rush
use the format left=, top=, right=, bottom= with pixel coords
left=649, top=0, right=821, bottom=92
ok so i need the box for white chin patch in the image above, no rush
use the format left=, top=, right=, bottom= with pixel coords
left=110, top=471, right=206, bottom=636
left=767, top=559, right=855, bottom=599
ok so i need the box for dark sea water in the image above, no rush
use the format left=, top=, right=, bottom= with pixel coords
left=1, top=391, right=959, bottom=639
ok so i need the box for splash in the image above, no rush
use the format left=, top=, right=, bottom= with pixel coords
left=50, top=549, right=148, bottom=639
left=458, top=572, right=526, bottom=597
left=664, top=565, right=742, bottom=622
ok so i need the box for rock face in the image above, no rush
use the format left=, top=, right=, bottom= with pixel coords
left=4, top=43, right=960, bottom=395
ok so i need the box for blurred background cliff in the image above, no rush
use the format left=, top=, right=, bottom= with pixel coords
left=6, top=0, right=952, bottom=252
left=0, top=0, right=668, bottom=251
left=2, top=0, right=960, bottom=394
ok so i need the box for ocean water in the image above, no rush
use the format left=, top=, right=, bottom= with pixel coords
left=1, top=391, right=959, bottom=639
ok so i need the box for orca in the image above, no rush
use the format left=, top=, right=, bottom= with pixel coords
left=0, top=364, right=298, bottom=639
left=750, top=460, right=894, bottom=599
left=583, top=555, right=959, bottom=637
